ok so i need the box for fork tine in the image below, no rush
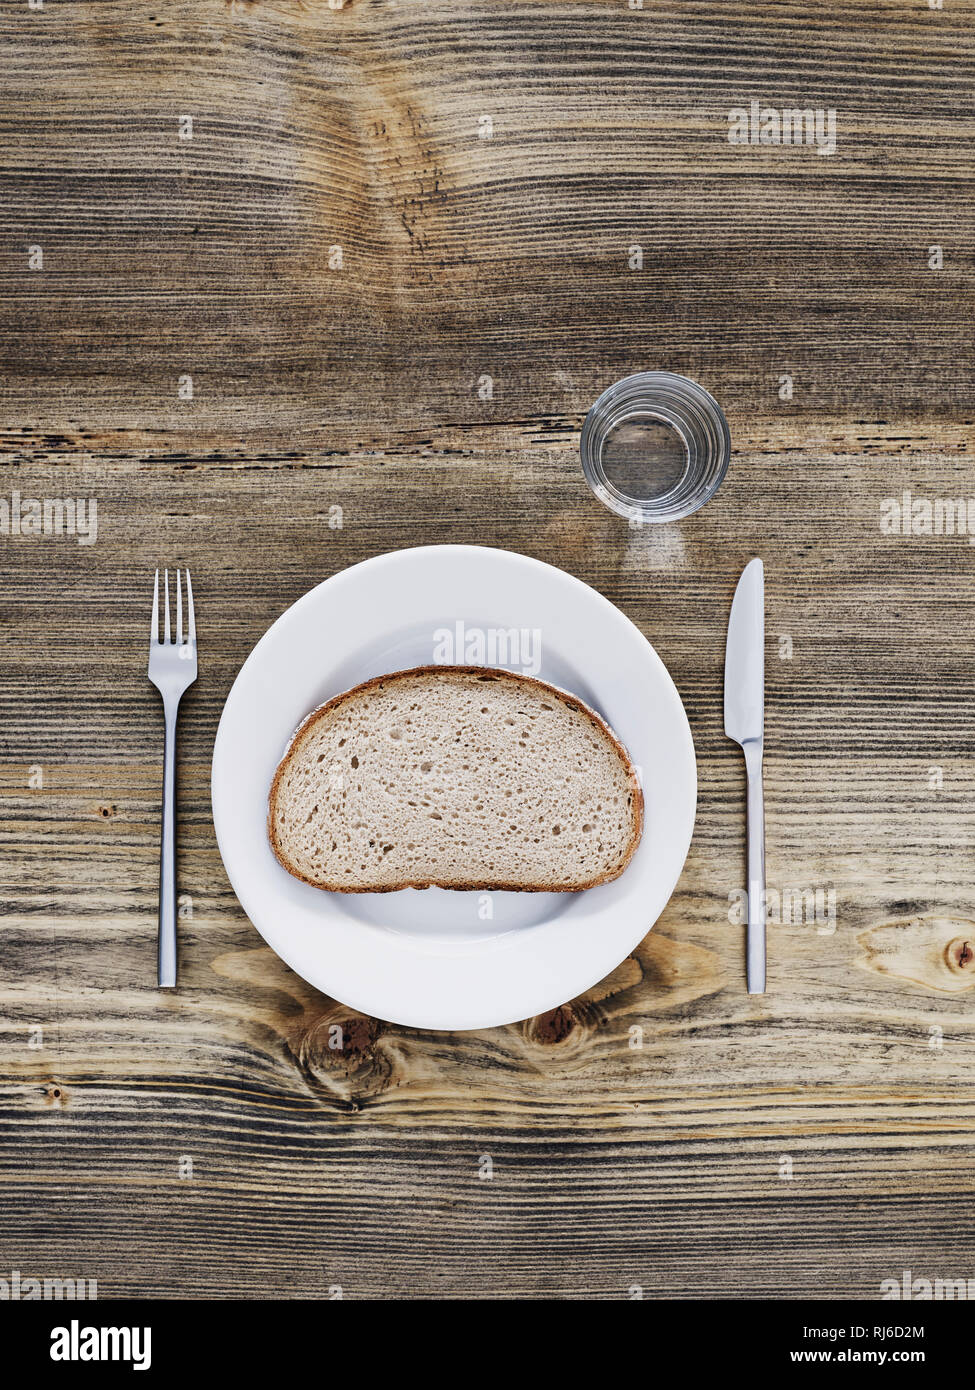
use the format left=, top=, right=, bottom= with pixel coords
left=185, top=569, right=196, bottom=646
left=151, top=568, right=159, bottom=644
left=176, top=568, right=183, bottom=645
left=163, top=568, right=171, bottom=643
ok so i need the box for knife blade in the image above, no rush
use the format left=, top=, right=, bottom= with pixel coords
left=724, top=558, right=766, bottom=993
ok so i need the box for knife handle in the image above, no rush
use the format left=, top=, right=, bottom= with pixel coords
left=743, top=739, right=766, bottom=993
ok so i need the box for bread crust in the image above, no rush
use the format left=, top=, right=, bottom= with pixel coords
left=267, top=666, right=644, bottom=893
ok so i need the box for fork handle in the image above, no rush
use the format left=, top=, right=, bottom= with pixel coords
left=158, top=699, right=180, bottom=987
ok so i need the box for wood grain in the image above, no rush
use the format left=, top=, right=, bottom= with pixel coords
left=1, top=0, right=974, bottom=1299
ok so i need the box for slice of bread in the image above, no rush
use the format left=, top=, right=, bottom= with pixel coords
left=268, top=666, right=643, bottom=893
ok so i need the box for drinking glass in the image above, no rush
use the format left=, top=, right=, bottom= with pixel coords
left=580, top=372, right=730, bottom=522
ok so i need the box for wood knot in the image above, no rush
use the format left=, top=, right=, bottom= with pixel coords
left=334, top=1015, right=384, bottom=1057
left=96, top=804, right=116, bottom=819
left=44, top=1082, right=68, bottom=1108
left=945, top=937, right=975, bottom=974
left=291, top=1012, right=392, bottom=1106
left=857, top=916, right=975, bottom=993
left=523, top=1001, right=601, bottom=1060
left=528, top=1004, right=579, bottom=1045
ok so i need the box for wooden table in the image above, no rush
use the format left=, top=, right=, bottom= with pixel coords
left=2, top=2, right=973, bottom=1300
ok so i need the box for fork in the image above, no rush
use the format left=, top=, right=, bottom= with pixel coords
left=147, top=568, right=197, bottom=987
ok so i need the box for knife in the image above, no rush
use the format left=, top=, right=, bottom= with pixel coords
left=724, top=557, right=766, bottom=993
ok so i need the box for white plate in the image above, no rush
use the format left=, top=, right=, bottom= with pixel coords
left=212, top=545, right=696, bottom=1030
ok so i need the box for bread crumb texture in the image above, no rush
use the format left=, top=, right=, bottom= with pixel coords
left=268, top=667, right=643, bottom=892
